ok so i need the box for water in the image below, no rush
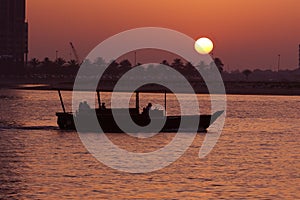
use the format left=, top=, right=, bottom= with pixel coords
left=0, top=89, right=299, bottom=199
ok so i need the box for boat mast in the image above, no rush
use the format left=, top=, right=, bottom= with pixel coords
left=136, top=92, right=140, bottom=112
left=164, top=91, right=167, bottom=115
left=97, top=90, right=101, bottom=109
left=58, top=90, right=66, bottom=113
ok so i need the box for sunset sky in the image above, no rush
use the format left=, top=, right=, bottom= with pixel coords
left=27, top=0, right=300, bottom=71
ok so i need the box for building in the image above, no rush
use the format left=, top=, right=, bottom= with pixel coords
left=299, top=44, right=300, bottom=68
left=0, top=0, right=28, bottom=66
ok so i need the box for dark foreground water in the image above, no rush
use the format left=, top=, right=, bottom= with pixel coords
left=0, top=89, right=299, bottom=199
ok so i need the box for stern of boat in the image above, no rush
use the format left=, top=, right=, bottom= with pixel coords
left=56, top=112, right=75, bottom=130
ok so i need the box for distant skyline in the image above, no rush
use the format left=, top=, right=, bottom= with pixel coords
left=27, top=0, right=300, bottom=71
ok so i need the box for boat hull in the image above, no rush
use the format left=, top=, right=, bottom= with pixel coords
left=56, top=110, right=223, bottom=133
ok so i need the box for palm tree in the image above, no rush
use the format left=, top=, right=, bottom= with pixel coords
left=185, top=61, right=199, bottom=78
left=42, top=57, right=53, bottom=67
left=29, top=58, right=40, bottom=68
left=94, top=57, right=107, bottom=67
left=242, top=69, right=252, bottom=80
left=55, top=57, right=66, bottom=67
left=214, top=57, right=224, bottom=73
left=119, top=59, right=132, bottom=68
left=171, top=58, right=184, bottom=69
left=109, top=60, right=118, bottom=66
left=161, top=60, right=170, bottom=66
left=67, top=59, right=79, bottom=68
left=119, top=59, right=132, bottom=71
left=185, top=61, right=194, bottom=68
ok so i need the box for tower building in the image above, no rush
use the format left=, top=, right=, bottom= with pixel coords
left=298, top=44, right=300, bottom=68
left=0, top=0, right=28, bottom=66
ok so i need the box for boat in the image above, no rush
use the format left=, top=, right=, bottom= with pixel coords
left=56, top=89, right=224, bottom=133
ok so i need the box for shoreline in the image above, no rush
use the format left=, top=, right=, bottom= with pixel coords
left=1, top=81, right=300, bottom=96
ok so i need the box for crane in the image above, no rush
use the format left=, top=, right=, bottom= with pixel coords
left=69, top=42, right=80, bottom=64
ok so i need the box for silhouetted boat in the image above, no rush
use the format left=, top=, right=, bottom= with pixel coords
left=56, top=90, right=224, bottom=133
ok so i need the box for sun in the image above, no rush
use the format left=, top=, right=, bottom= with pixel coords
left=194, top=37, right=214, bottom=54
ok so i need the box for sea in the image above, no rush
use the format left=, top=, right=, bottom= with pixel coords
left=0, top=88, right=299, bottom=199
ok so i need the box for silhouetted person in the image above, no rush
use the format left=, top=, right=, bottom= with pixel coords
left=146, top=103, right=152, bottom=112
left=79, top=102, right=83, bottom=111
left=101, top=102, right=106, bottom=110
left=83, top=101, right=90, bottom=109
left=142, top=102, right=152, bottom=116
left=79, top=101, right=91, bottom=113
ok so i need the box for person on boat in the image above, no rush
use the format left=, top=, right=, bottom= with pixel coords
left=142, top=102, right=152, bottom=116
left=146, top=103, right=152, bottom=112
left=101, top=102, right=106, bottom=110
left=79, top=101, right=91, bottom=113
left=79, top=102, right=83, bottom=111
left=83, top=101, right=91, bottom=109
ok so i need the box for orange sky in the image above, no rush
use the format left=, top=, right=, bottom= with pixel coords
left=27, top=0, right=300, bottom=70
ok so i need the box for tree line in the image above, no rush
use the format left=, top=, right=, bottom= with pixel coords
left=21, top=56, right=224, bottom=80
